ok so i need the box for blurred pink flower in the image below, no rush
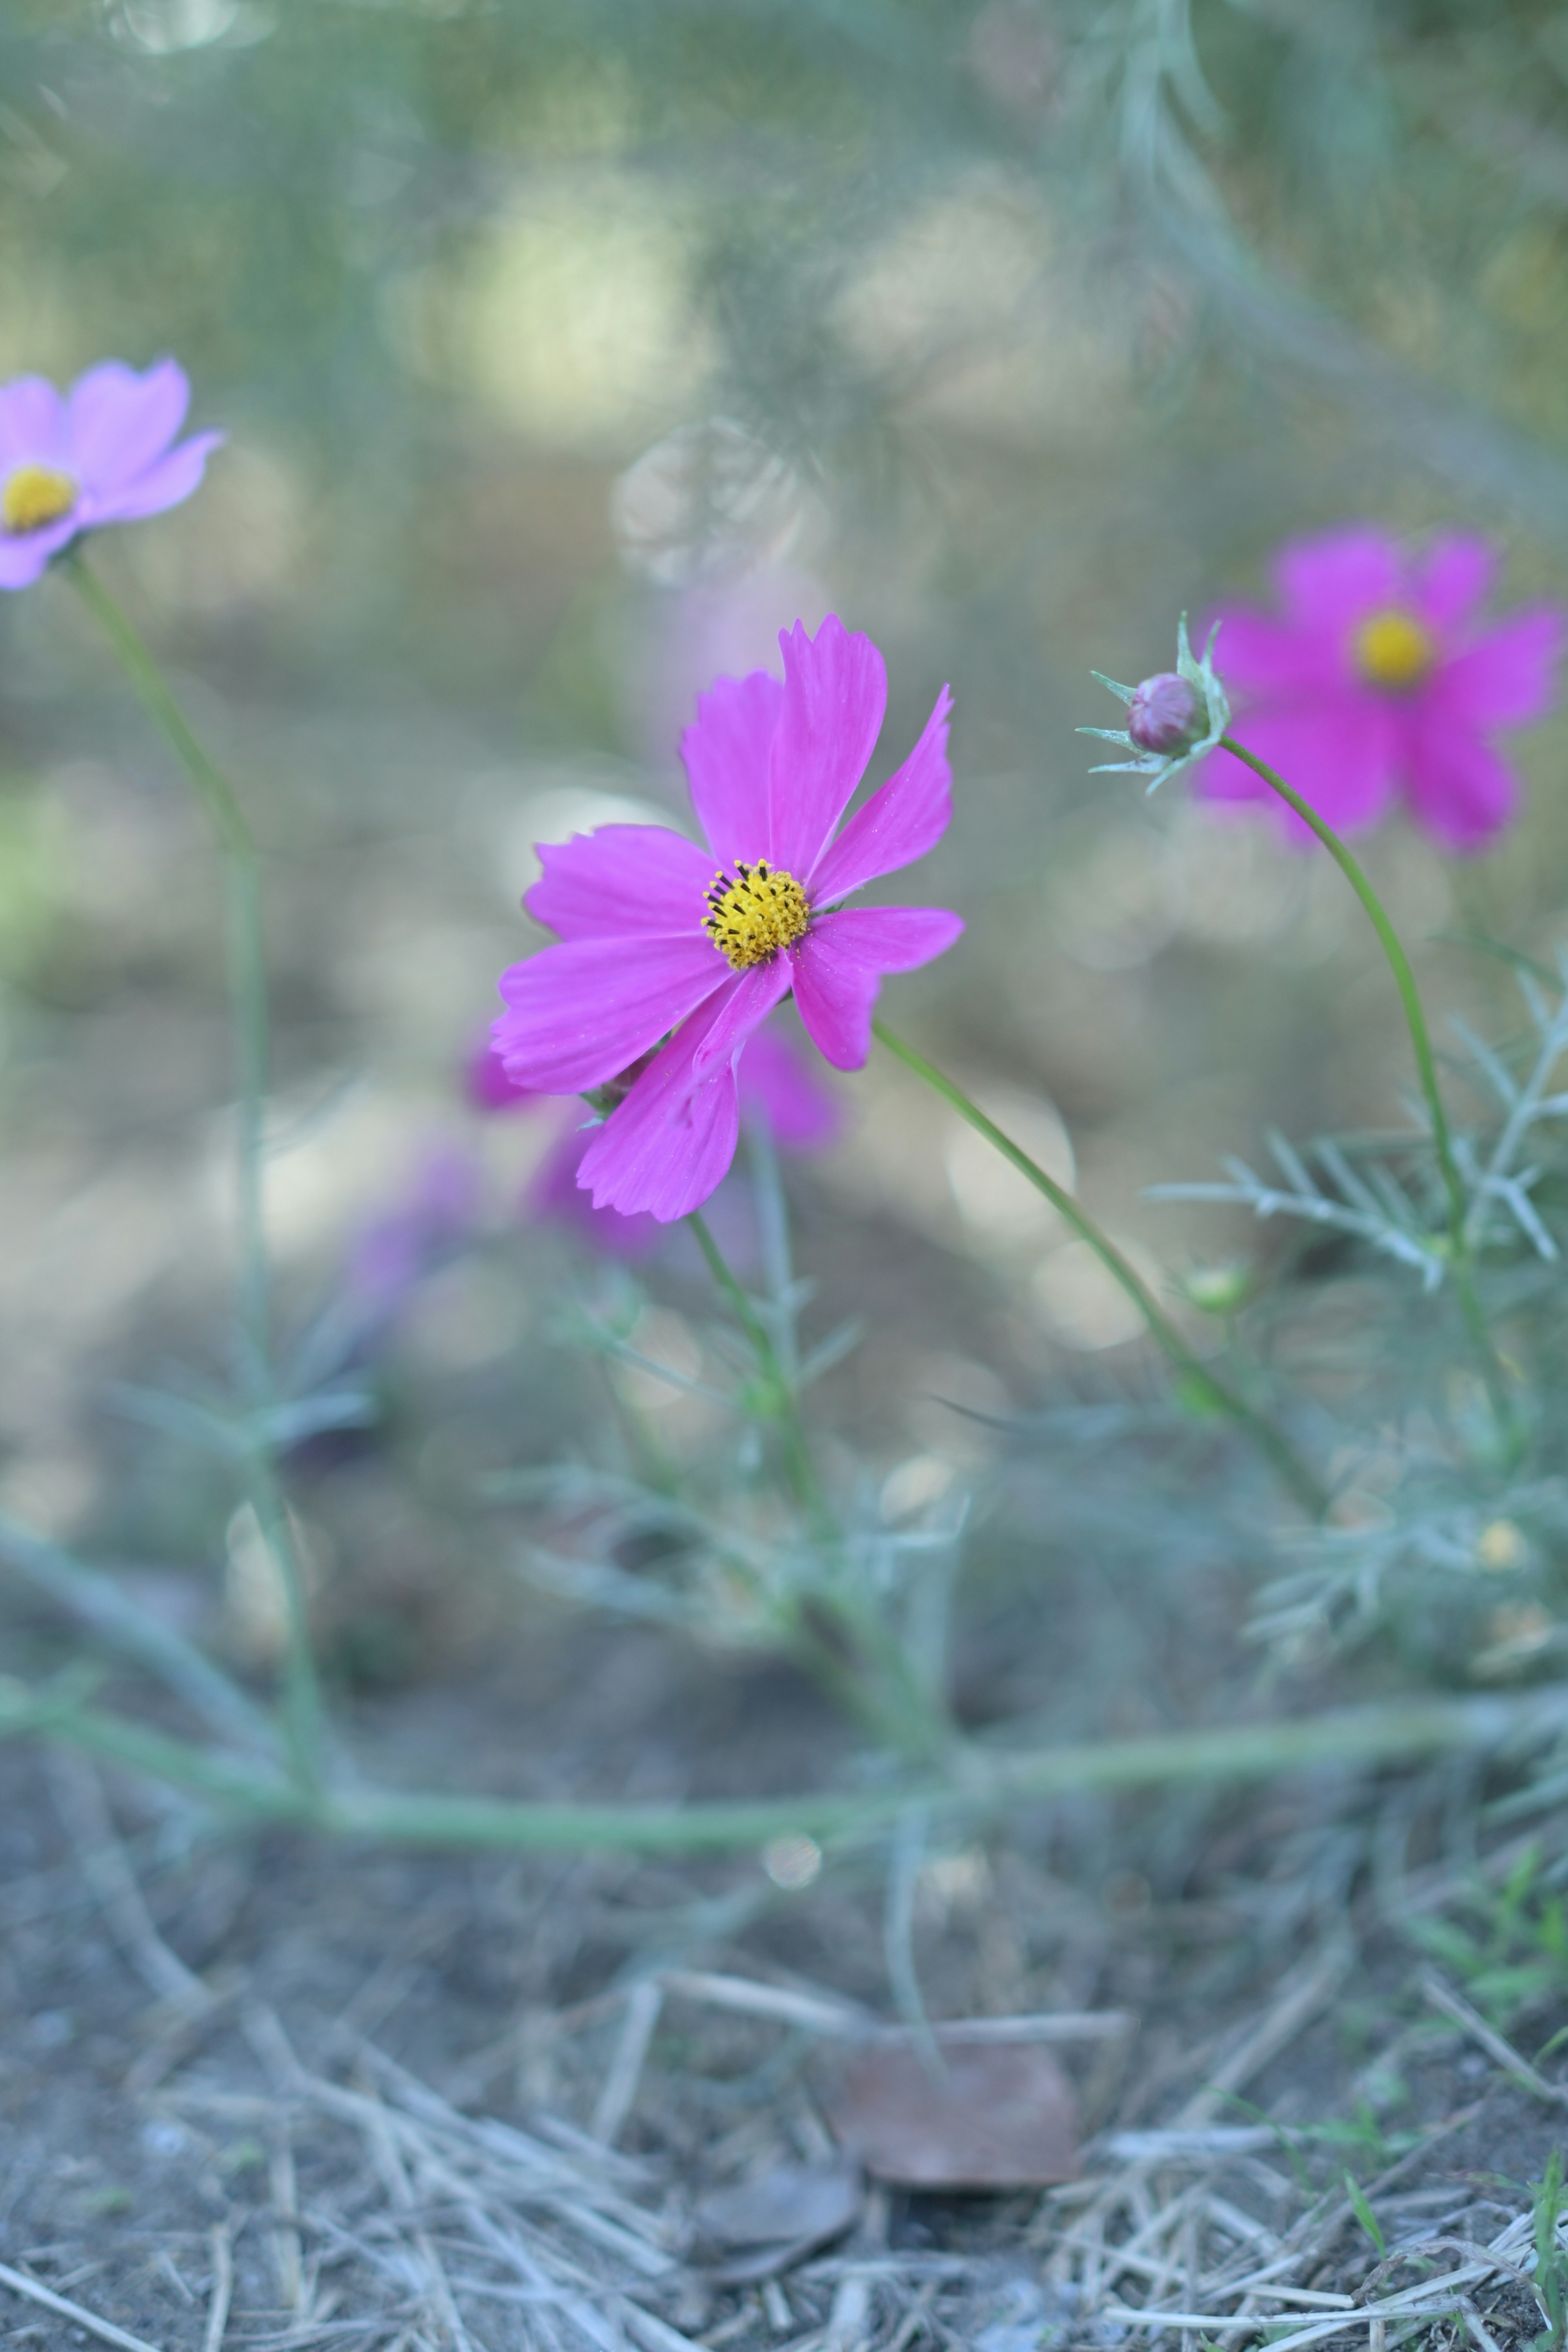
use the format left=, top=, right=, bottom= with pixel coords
left=492, top=615, right=961, bottom=1223
left=345, top=1145, right=482, bottom=1325
left=0, top=359, right=222, bottom=589
left=1198, top=525, right=1565, bottom=852
left=472, top=1018, right=840, bottom=1258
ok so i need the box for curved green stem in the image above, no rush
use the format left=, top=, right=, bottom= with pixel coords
left=1218, top=734, right=1464, bottom=1234
left=62, top=550, right=324, bottom=1790
left=1218, top=733, right=1517, bottom=1454
left=873, top=1017, right=1328, bottom=1520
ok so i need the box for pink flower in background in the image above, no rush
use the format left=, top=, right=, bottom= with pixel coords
left=1198, top=525, right=1565, bottom=852
left=345, top=1145, right=482, bottom=1327
left=472, top=1020, right=841, bottom=1257
left=492, top=615, right=962, bottom=1223
left=0, top=359, right=222, bottom=590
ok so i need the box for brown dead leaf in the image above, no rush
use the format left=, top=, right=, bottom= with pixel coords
left=824, top=2038, right=1080, bottom=2187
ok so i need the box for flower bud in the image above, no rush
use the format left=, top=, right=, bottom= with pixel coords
left=1180, top=1262, right=1252, bottom=1316
left=1082, top=615, right=1229, bottom=789
left=1127, top=671, right=1200, bottom=755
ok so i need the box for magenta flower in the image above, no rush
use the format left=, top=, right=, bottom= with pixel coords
left=472, top=1018, right=842, bottom=1256
left=1196, top=525, right=1565, bottom=852
left=492, top=616, right=962, bottom=1222
left=0, top=359, right=222, bottom=590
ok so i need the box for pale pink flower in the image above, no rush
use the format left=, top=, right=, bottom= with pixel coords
left=0, top=359, right=221, bottom=588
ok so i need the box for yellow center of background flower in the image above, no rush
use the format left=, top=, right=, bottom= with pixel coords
left=703, top=861, right=810, bottom=970
left=1354, top=608, right=1434, bottom=690
left=2, top=463, right=77, bottom=535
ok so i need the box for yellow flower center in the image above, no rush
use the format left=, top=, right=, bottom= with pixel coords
left=702, top=860, right=810, bottom=971
left=2, top=463, right=77, bottom=536
left=1354, top=608, right=1434, bottom=690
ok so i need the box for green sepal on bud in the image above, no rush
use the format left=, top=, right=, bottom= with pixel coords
left=1080, top=613, right=1231, bottom=793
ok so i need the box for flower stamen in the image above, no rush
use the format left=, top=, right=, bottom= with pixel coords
left=2, top=463, right=77, bottom=536
left=702, top=860, right=810, bottom=971
left=1355, top=608, right=1434, bottom=691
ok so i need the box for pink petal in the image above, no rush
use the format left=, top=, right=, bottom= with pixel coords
left=526, top=1115, right=664, bottom=1256
left=0, top=376, right=67, bottom=472
left=0, top=518, right=74, bottom=588
left=1201, top=695, right=1400, bottom=844
left=469, top=1040, right=534, bottom=1110
left=690, top=955, right=793, bottom=1082
left=66, top=359, right=189, bottom=490
left=1428, top=608, right=1566, bottom=732
left=525, top=824, right=715, bottom=939
left=680, top=668, right=783, bottom=866
left=494, top=934, right=726, bottom=1094
left=768, top=615, right=888, bottom=877
left=807, top=684, right=953, bottom=902
left=577, top=993, right=744, bottom=1221
left=1404, top=714, right=1520, bottom=854
left=1272, top=525, right=1401, bottom=631
left=1410, top=534, right=1496, bottom=639
left=793, top=906, right=964, bottom=1071
left=738, top=1026, right=841, bottom=1151
left=1207, top=608, right=1344, bottom=700
left=78, top=430, right=222, bottom=524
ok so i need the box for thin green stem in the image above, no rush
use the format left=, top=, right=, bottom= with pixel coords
left=5, top=1673, right=1566, bottom=1852
left=244, top=1454, right=326, bottom=1794
left=1218, top=735, right=1463, bottom=1234
left=688, top=1207, right=829, bottom=1539
left=687, top=1206, right=951, bottom=1758
left=66, top=552, right=269, bottom=1367
left=1218, top=734, right=1517, bottom=1454
left=873, top=1017, right=1328, bottom=1520
left=63, top=549, right=324, bottom=1789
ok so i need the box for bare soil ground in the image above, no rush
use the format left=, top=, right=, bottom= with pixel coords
left=4, top=1608, right=1566, bottom=2352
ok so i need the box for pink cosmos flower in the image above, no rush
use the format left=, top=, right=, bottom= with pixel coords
left=492, top=615, right=962, bottom=1222
left=0, top=359, right=222, bottom=590
left=472, top=1019, right=842, bottom=1256
left=1195, top=525, right=1565, bottom=852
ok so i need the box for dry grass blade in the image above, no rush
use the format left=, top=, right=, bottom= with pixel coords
left=48, top=1750, right=211, bottom=2014
left=1178, top=1940, right=1352, bottom=2126
left=1420, top=1969, right=1568, bottom=2106
left=1039, top=2140, right=1568, bottom=2352
left=0, top=2257, right=169, bottom=2352
left=202, top=2227, right=234, bottom=2352
left=657, top=1968, right=1135, bottom=2045
left=590, top=1979, right=664, bottom=2146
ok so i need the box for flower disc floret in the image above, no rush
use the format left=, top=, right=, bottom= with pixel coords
left=703, top=860, right=811, bottom=970
left=3, top=464, right=76, bottom=535
left=1354, top=608, right=1433, bottom=690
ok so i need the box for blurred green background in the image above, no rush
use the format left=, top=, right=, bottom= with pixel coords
left=4, top=0, right=1568, bottom=1703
